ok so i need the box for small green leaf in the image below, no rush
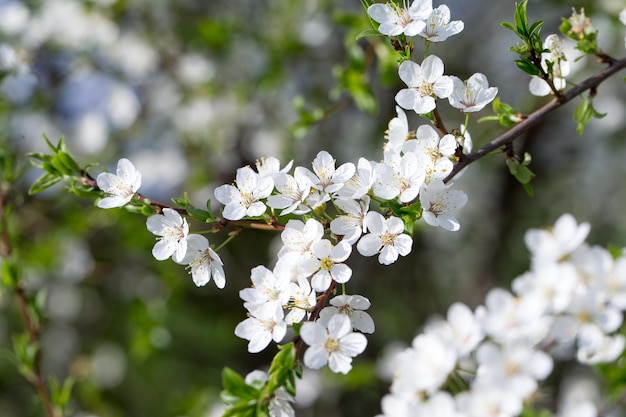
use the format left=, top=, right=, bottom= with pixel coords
left=221, top=368, right=259, bottom=403
left=49, top=377, right=74, bottom=409
left=528, top=21, right=544, bottom=37
left=29, top=172, right=62, bottom=195
left=514, top=58, right=541, bottom=76
left=506, top=153, right=535, bottom=196
left=573, top=97, right=605, bottom=135
left=57, top=151, right=81, bottom=174
left=221, top=401, right=259, bottom=417
left=356, top=29, right=382, bottom=40
left=1, top=260, right=18, bottom=287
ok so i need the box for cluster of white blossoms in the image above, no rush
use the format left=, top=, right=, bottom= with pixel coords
left=96, top=159, right=226, bottom=288
left=82, top=2, right=626, bottom=416
left=378, top=213, right=626, bottom=417
left=93, top=0, right=487, bottom=384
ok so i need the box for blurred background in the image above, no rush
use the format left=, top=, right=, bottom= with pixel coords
left=1, top=0, right=626, bottom=416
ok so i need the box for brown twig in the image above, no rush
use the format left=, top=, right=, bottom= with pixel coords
left=0, top=181, right=56, bottom=417
left=444, top=56, right=626, bottom=183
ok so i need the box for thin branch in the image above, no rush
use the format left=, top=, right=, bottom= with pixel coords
left=0, top=182, right=56, bottom=417
left=444, top=56, right=626, bottom=183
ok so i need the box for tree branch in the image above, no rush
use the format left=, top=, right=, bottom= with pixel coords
left=444, top=57, right=626, bottom=183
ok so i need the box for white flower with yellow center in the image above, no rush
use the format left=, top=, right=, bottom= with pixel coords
left=299, top=239, right=352, bottom=292
left=357, top=212, right=413, bottom=265
left=300, top=314, right=367, bottom=374
left=395, top=55, right=453, bottom=115
left=214, top=165, right=274, bottom=220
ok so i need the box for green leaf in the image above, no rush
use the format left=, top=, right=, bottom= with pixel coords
left=514, top=58, right=541, bottom=76
left=485, top=98, right=522, bottom=127
left=57, top=150, right=81, bottom=174
left=506, top=153, right=535, bottom=196
left=528, top=21, right=543, bottom=37
left=221, top=400, right=259, bottom=417
left=573, top=97, right=606, bottom=135
left=355, top=29, right=382, bottom=40
left=1, top=260, right=18, bottom=287
left=500, top=21, right=516, bottom=34
left=29, top=172, right=62, bottom=195
left=221, top=368, right=259, bottom=403
left=12, top=333, right=38, bottom=379
left=49, top=377, right=74, bottom=410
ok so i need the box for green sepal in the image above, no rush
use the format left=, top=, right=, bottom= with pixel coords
left=69, top=180, right=100, bottom=199
left=140, top=203, right=158, bottom=216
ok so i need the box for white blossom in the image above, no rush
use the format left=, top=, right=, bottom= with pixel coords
left=419, top=180, right=468, bottom=231
left=301, top=150, right=355, bottom=194
left=374, top=152, right=425, bottom=203
left=234, top=306, right=287, bottom=353
left=96, top=158, right=142, bottom=209
left=214, top=166, right=274, bottom=220
left=448, top=73, right=498, bottom=113
left=300, top=314, right=367, bottom=374
left=330, top=197, right=370, bottom=245
left=395, top=56, right=453, bottom=114
left=239, top=265, right=292, bottom=317
left=266, top=168, right=312, bottom=215
left=357, top=212, right=413, bottom=265
left=177, top=234, right=225, bottom=288
left=299, top=239, right=352, bottom=291
left=319, top=295, right=375, bottom=334
left=146, top=208, right=189, bottom=262
left=419, top=5, right=464, bottom=42
left=368, top=0, right=432, bottom=37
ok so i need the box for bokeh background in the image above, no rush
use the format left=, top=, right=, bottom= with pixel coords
left=1, top=0, right=626, bottom=416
